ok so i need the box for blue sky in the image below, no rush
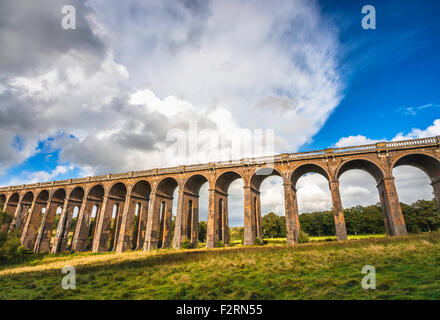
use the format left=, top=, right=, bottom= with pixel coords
left=0, top=0, right=439, bottom=224
left=305, top=0, right=440, bottom=150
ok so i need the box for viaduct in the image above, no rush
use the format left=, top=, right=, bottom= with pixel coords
left=0, top=136, right=439, bottom=254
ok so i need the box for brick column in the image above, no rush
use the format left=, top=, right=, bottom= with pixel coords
left=243, top=186, right=258, bottom=246
left=92, top=195, right=113, bottom=252
left=160, top=198, right=173, bottom=248
left=172, top=189, right=185, bottom=249
left=222, top=195, right=229, bottom=246
left=34, top=200, right=61, bottom=253
left=2, top=196, right=11, bottom=215
left=329, top=180, right=348, bottom=241
left=51, top=199, right=70, bottom=253
left=3, top=196, right=17, bottom=217
left=190, top=195, right=199, bottom=247
left=144, top=193, right=160, bottom=250
left=20, top=199, right=44, bottom=250
left=377, top=177, right=407, bottom=236
left=206, top=188, right=229, bottom=247
left=136, top=200, right=149, bottom=249
left=283, top=183, right=300, bottom=245
left=8, top=195, right=23, bottom=232
left=71, top=200, right=95, bottom=252
left=255, top=195, right=263, bottom=240
left=431, top=179, right=440, bottom=211
left=110, top=201, right=124, bottom=251
left=1, top=196, right=6, bottom=212
left=206, top=189, right=216, bottom=248
left=60, top=205, right=76, bottom=251
left=16, top=203, right=32, bottom=231
left=115, top=193, right=137, bottom=253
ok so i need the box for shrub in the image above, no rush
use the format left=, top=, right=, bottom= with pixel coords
left=0, top=210, right=13, bottom=227
left=0, top=211, right=13, bottom=233
left=298, top=231, right=309, bottom=244
left=255, top=238, right=264, bottom=246
left=180, top=239, right=193, bottom=249
left=216, top=240, right=224, bottom=248
left=0, top=230, right=29, bottom=263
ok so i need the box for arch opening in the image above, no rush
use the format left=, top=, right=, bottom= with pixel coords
left=392, top=154, right=440, bottom=232
left=250, top=168, right=283, bottom=243
left=107, top=182, right=127, bottom=251
left=211, top=171, right=244, bottom=247
left=178, top=174, right=209, bottom=247
left=3, top=193, right=19, bottom=221
left=16, top=191, right=34, bottom=232
left=259, top=175, right=284, bottom=240
left=338, top=169, right=385, bottom=236
left=155, top=177, right=178, bottom=249
left=79, top=184, right=104, bottom=252
left=129, top=180, right=151, bottom=250
left=291, top=164, right=330, bottom=190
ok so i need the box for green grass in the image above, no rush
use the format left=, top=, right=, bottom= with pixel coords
left=262, top=234, right=385, bottom=245
left=1, top=232, right=439, bottom=299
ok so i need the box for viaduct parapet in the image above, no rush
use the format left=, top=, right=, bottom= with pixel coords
left=1, top=136, right=439, bottom=253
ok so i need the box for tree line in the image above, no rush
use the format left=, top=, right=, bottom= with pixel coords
left=262, top=199, right=440, bottom=238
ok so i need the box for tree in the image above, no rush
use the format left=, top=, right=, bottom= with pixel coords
left=267, top=199, right=440, bottom=237
left=262, top=212, right=286, bottom=238
left=198, top=221, right=207, bottom=242
left=229, top=226, right=244, bottom=242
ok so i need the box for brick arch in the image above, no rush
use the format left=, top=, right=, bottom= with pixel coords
left=35, top=189, right=50, bottom=202
left=21, top=189, right=51, bottom=250
left=0, top=194, right=6, bottom=209
left=214, top=170, right=244, bottom=193
left=7, top=192, right=20, bottom=205
left=114, top=179, right=152, bottom=253
left=22, top=191, right=34, bottom=203
left=3, top=192, right=20, bottom=220
left=183, top=173, right=209, bottom=194
left=51, top=188, right=66, bottom=202
left=172, top=173, right=209, bottom=249
left=67, top=186, right=85, bottom=202
left=86, top=183, right=105, bottom=200
left=336, top=158, right=386, bottom=184
left=391, top=152, right=440, bottom=182
left=107, top=181, right=127, bottom=200
left=250, top=167, right=283, bottom=191
left=155, top=176, right=179, bottom=197
left=290, top=162, right=330, bottom=188
left=130, top=179, right=151, bottom=199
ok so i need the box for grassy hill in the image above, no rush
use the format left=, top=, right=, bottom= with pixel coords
left=1, top=232, right=440, bottom=299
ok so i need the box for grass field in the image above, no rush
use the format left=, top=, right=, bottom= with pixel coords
left=1, top=232, right=439, bottom=299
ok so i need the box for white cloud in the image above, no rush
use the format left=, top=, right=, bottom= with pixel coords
left=1, top=0, right=343, bottom=180
left=397, top=103, right=440, bottom=116
left=7, top=165, right=74, bottom=186
left=333, top=119, right=440, bottom=208
left=393, top=119, right=440, bottom=141
left=90, top=0, right=344, bottom=152
left=335, top=135, right=382, bottom=148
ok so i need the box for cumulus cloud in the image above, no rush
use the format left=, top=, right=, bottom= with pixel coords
left=0, top=0, right=343, bottom=181
left=7, top=165, right=75, bottom=186
left=393, top=119, right=440, bottom=141
left=335, top=135, right=382, bottom=148
left=329, top=119, right=440, bottom=210
left=90, top=0, right=343, bottom=150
